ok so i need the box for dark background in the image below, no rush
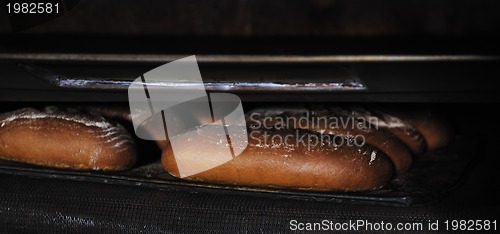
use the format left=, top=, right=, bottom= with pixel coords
left=1, top=0, right=500, bottom=233
left=1, top=0, right=500, bottom=55
left=2, top=0, right=500, bottom=36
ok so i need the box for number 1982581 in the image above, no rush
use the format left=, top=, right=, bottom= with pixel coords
left=6, top=2, right=59, bottom=14
left=444, top=220, right=496, bottom=231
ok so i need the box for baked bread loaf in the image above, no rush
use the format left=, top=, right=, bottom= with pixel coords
left=246, top=106, right=413, bottom=174
left=372, top=107, right=453, bottom=151
left=346, top=107, right=426, bottom=155
left=0, top=107, right=136, bottom=171
left=77, top=105, right=132, bottom=122
left=162, top=127, right=394, bottom=191
left=78, top=105, right=169, bottom=150
left=161, top=105, right=452, bottom=191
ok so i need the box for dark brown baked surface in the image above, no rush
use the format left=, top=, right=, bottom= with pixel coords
left=245, top=106, right=414, bottom=174
left=374, top=107, right=454, bottom=151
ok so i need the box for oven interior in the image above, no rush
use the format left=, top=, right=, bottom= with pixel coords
left=1, top=0, right=500, bottom=232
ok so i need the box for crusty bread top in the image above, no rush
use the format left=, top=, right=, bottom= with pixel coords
left=0, top=107, right=133, bottom=149
left=245, top=106, right=415, bottom=174
left=163, top=127, right=394, bottom=191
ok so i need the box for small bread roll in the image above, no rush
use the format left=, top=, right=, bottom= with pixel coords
left=0, top=107, right=136, bottom=171
left=162, top=127, right=394, bottom=191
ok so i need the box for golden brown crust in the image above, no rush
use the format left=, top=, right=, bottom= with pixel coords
left=162, top=128, right=394, bottom=191
left=78, top=105, right=169, bottom=150
left=0, top=107, right=136, bottom=171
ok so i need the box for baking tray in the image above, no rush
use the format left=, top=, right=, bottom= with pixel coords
left=0, top=135, right=475, bottom=207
